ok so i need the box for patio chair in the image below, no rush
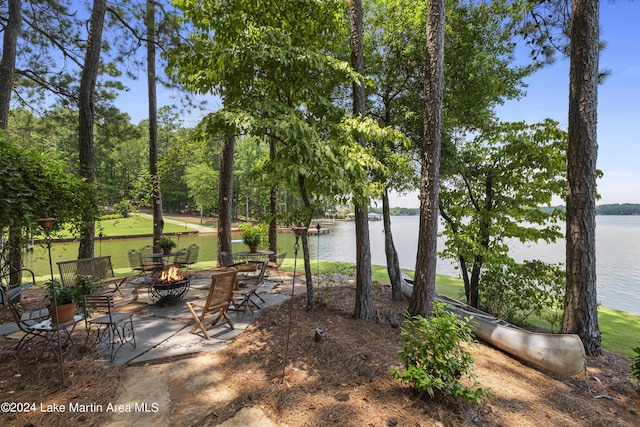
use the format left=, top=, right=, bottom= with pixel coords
left=230, top=260, right=268, bottom=319
left=140, top=244, right=162, bottom=272
left=128, top=248, right=155, bottom=283
left=173, top=248, right=189, bottom=266
left=177, top=244, right=199, bottom=270
left=1, top=282, right=50, bottom=353
left=220, top=251, right=233, bottom=267
left=266, top=252, right=287, bottom=283
left=187, top=270, right=237, bottom=339
left=83, top=294, right=136, bottom=361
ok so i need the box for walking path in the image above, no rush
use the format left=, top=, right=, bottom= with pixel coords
left=1, top=270, right=292, bottom=426
left=137, top=213, right=217, bottom=234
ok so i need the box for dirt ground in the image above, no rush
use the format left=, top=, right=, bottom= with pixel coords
left=1, top=272, right=638, bottom=427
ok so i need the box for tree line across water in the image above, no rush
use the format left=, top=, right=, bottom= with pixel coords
left=373, top=204, right=640, bottom=217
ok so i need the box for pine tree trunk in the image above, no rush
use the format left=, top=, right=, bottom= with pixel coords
left=349, top=0, right=376, bottom=320
left=562, top=0, right=602, bottom=356
left=0, top=0, right=21, bottom=129
left=217, top=130, right=235, bottom=265
left=147, top=0, right=163, bottom=248
left=409, top=0, right=445, bottom=318
left=78, top=0, right=107, bottom=259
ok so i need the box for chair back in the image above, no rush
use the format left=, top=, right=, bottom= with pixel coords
left=0, top=284, right=46, bottom=332
left=204, top=270, right=237, bottom=309
left=0, top=285, right=25, bottom=327
left=173, top=248, right=189, bottom=265
left=220, top=251, right=236, bottom=268
left=83, top=294, right=115, bottom=321
left=186, top=244, right=199, bottom=264
left=139, top=245, right=157, bottom=267
left=128, top=249, right=143, bottom=270
left=269, top=252, right=287, bottom=268
left=238, top=259, right=268, bottom=288
left=255, top=259, right=269, bottom=284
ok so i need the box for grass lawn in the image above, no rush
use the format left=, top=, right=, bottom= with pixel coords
left=279, top=259, right=640, bottom=358
left=52, top=215, right=190, bottom=239
left=37, top=212, right=640, bottom=359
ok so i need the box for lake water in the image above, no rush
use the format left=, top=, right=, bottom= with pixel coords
left=310, top=215, right=640, bottom=316
left=24, top=215, right=639, bottom=316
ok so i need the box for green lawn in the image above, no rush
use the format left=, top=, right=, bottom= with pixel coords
left=280, top=259, right=639, bottom=358
left=53, top=215, right=190, bottom=238
left=35, top=215, right=640, bottom=359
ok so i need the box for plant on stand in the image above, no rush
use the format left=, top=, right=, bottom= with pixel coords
left=156, top=236, right=177, bottom=254
left=239, top=223, right=267, bottom=253
left=46, top=279, right=78, bottom=323
left=46, top=275, right=100, bottom=323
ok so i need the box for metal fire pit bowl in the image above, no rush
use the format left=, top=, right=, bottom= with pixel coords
left=149, top=277, right=191, bottom=306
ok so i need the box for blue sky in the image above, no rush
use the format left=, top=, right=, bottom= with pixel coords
left=118, top=2, right=639, bottom=209
left=386, top=2, right=640, bottom=208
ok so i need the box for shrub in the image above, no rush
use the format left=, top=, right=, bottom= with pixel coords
left=114, top=199, right=134, bottom=218
left=631, top=346, right=640, bottom=392
left=480, top=259, right=565, bottom=329
left=391, top=302, right=489, bottom=402
left=74, top=275, right=100, bottom=306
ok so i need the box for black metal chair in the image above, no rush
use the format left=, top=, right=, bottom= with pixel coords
left=0, top=283, right=49, bottom=353
left=83, top=294, right=136, bottom=361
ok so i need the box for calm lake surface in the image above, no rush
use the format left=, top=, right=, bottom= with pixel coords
left=25, top=215, right=639, bottom=316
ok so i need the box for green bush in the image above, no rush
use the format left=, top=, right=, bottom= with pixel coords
left=631, top=346, right=640, bottom=392
left=74, top=275, right=100, bottom=306
left=391, top=302, right=489, bottom=402
left=100, top=213, right=122, bottom=220
left=114, top=200, right=134, bottom=218
left=480, top=259, right=565, bottom=329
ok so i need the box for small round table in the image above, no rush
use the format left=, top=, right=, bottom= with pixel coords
left=233, top=250, right=274, bottom=262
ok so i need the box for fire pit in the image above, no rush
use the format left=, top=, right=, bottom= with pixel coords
left=149, top=265, right=191, bottom=306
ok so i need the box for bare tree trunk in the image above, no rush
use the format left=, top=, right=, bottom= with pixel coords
left=409, top=0, right=445, bottom=318
left=383, top=189, right=403, bottom=300
left=268, top=136, right=278, bottom=254
left=0, top=0, right=21, bottom=129
left=562, top=0, right=602, bottom=356
left=217, top=129, right=235, bottom=266
left=78, top=0, right=107, bottom=259
left=298, top=173, right=315, bottom=312
left=0, top=1, right=22, bottom=277
left=349, top=0, right=376, bottom=320
left=147, top=0, right=163, bottom=248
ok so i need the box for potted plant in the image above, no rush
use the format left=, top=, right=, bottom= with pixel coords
left=46, top=275, right=100, bottom=323
left=156, top=236, right=177, bottom=254
left=74, top=275, right=100, bottom=308
left=46, top=279, right=78, bottom=323
left=239, top=223, right=267, bottom=253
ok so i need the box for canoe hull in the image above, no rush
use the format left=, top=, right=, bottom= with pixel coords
left=400, top=274, right=585, bottom=376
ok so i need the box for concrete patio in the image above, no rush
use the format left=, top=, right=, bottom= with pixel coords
left=1, top=270, right=290, bottom=366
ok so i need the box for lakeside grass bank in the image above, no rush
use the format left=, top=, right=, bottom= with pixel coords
left=280, top=259, right=639, bottom=358
left=26, top=215, right=639, bottom=358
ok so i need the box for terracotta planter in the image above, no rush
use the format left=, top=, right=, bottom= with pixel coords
left=48, top=302, right=76, bottom=323
left=249, top=246, right=258, bottom=253
left=162, top=247, right=172, bottom=255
